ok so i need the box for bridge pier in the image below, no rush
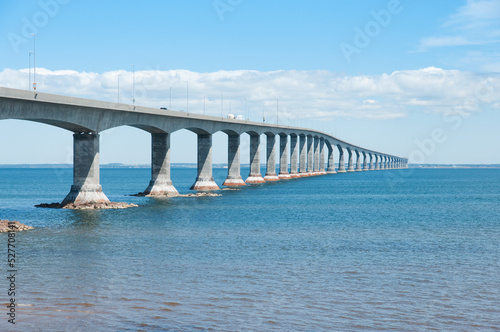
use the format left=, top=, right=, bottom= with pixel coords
left=362, top=152, right=369, bottom=171
left=223, top=134, right=246, bottom=186
left=190, top=133, right=220, bottom=191
left=337, top=147, right=347, bottom=173
left=369, top=154, right=375, bottom=170
left=299, top=134, right=308, bottom=177
left=246, top=134, right=265, bottom=184
left=140, top=133, right=178, bottom=196
left=319, top=138, right=327, bottom=175
left=347, top=149, right=355, bottom=172
left=278, top=134, right=291, bottom=179
left=289, top=135, right=301, bottom=178
left=306, top=135, right=314, bottom=176
left=264, top=133, right=280, bottom=181
left=355, top=150, right=363, bottom=171
left=375, top=155, right=381, bottom=170
left=61, top=132, right=110, bottom=206
left=312, top=137, right=320, bottom=175
left=326, top=145, right=336, bottom=174
left=380, top=156, right=386, bottom=170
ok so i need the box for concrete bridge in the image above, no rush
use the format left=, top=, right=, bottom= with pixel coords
left=0, top=87, right=408, bottom=206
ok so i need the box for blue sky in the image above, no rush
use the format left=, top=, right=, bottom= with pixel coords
left=1, top=0, right=500, bottom=164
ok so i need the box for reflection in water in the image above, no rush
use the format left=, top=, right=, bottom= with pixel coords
left=67, top=210, right=104, bottom=228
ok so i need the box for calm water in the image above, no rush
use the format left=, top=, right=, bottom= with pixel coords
left=1, top=167, right=500, bottom=331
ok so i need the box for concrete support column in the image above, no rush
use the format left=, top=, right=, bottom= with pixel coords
left=246, top=134, right=265, bottom=184
left=369, top=154, right=375, bottom=170
left=191, top=133, right=220, bottom=190
left=264, top=133, right=280, bottom=181
left=362, top=152, right=369, bottom=171
left=380, top=156, right=385, bottom=170
left=375, top=155, right=380, bottom=170
left=313, top=137, right=320, bottom=175
left=355, top=150, right=363, bottom=171
left=319, top=138, right=326, bottom=175
left=223, top=134, right=246, bottom=186
left=278, top=134, right=291, bottom=179
left=290, top=135, right=300, bottom=178
left=299, top=135, right=308, bottom=177
left=299, top=135, right=308, bottom=176
left=61, top=132, right=110, bottom=205
left=326, top=145, right=336, bottom=174
left=307, top=135, right=314, bottom=175
left=140, top=133, right=178, bottom=196
left=347, top=149, right=355, bottom=172
left=337, top=147, right=347, bottom=173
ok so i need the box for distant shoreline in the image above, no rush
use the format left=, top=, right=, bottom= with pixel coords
left=0, top=164, right=499, bottom=169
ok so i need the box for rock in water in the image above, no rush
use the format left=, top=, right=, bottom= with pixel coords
left=0, top=220, right=34, bottom=232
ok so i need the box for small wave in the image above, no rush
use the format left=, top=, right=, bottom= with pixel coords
left=163, top=302, right=181, bottom=307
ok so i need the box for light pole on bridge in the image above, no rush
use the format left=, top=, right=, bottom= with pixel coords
left=117, top=74, right=120, bottom=103
left=185, top=81, right=189, bottom=113
left=276, top=98, right=279, bottom=125
left=132, top=64, right=135, bottom=106
left=31, top=34, right=36, bottom=91
left=28, top=51, right=33, bottom=91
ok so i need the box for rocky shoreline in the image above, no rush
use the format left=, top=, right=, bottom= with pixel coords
left=133, top=192, right=222, bottom=198
left=35, top=202, right=138, bottom=210
left=0, top=220, right=34, bottom=232
left=177, top=192, right=222, bottom=197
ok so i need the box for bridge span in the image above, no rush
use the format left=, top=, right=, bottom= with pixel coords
left=0, top=87, right=408, bottom=207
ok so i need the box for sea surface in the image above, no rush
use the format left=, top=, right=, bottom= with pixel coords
left=1, top=167, right=499, bottom=331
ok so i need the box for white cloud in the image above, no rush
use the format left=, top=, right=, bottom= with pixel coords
left=418, top=36, right=476, bottom=49
left=1, top=67, right=499, bottom=121
left=417, top=0, right=500, bottom=52
left=444, top=0, right=500, bottom=30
